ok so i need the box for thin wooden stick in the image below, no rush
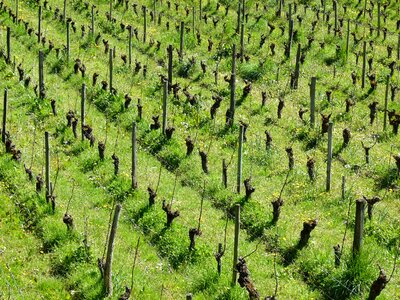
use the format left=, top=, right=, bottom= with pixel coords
left=130, top=236, right=141, bottom=290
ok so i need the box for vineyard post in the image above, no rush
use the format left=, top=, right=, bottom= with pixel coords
left=6, top=27, right=11, bottom=64
left=217, top=243, right=223, bottom=274
left=322, top=0, right=326, bottom=21
left=292, top=43, right=301, bottom=89
left=131, top=122, right=138, bottom=189
left=361, top=41, right=366, bottom=89
left=240, top=22, right=244, bottom=62
left=341, top=175, right=346, bottom=201
left=229, top=44, right=236, bottom=126
left=179, top=21, right=184, bottom=62
left=92, top=5, right=94, bottom=37
left=45, top=131, right=50, bottom=200
left=109, top=48, right=113, bottom=93
left=15, top=0, right=18, bottom=23
left=236, top=0, right=241, bottom=33
left=38, top=5, right=42, bottom=43
left=215, top=61, right=219, bottom=86
left=237, top=124, right=244, bottom=194
left=231, top=204, right=240, bottom=286
left=353, top=199, right=365, bottom=256
left=162, top=79, right=168, bottom=135
left=222, top=158, right=227, bottom=188
left=345, top=19, right=350, bottom=61
left=81, top=84, right=86, bottom=141
left=167, top=45, right=173, bottom=91
left=333, top=0, right=338, bottom=36
left=143, top=6, right=147, bottom=43
left=39, top=51, right=44, bottom=98
left=2, top=88, right=7, bottom=143
left=104, top=203, right=122, bottom=296
left=383, top=75, right=390, bottom=131
left=186, top=293, right=193, bottom=300
left=310, top=77, right=316, bottom=128
left=326, top=121, right=333, bottom=192
left=377, top=1, right=381, bottom=36
left=199, top=0, right=202, bottom=20
left=192, top=7, right=195, bottom=35
left=66, top=21, right=70, bottom=63
left=288, top=3, right=292, bottom=20
left=129, top=27, right=132, bottom=66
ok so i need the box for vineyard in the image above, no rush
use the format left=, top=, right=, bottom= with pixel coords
left=0, top=0, right=400, bottom=299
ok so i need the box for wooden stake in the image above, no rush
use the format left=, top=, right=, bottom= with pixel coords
left=229, top=44, right=236, bottom=126
left=222, top=159, right=227, bottom=188
left=132, top=122, right=137, bottom=189
left=38, top=51, right=44, bottom=98
left=167, top=45, right=173, bottom=91
left=397, top=34, right=400, bottom=60
left=109, top=48, right=113, bottom=93
left=326, top=121, right=333, bottom=192
left=6, top=27, right=10, bottom=64
left=383, top=75, right=390, bottom=131
left=346, top=19, right=350, bottom=61
left=362, top=41, right=367, bottom=89
left=240, top=22, right=244, bottom=62
left=199, top=0, right=202, bottom=20
left=45, top=131, right=50, bottom=200
left=292, top=43, right=301, bottom=89
left=186, top=293, right=193, bottom=300
left=353, top=199, right=365, bottom=256
left=143, top=6, right=147, bottom=43
left=237, top=124, right=244, bottom=194
left=2, top=88, right=7, bottom=143
left=153, top=0, right=156, bottom=25
left=231, top=204, right=240, bottom=286
left=38, top=6, right=42, bottom=44
left=286, top=19, right=294, bottom=58
left=236, top=0, right=241, bottom=33
left=109, top=0, right=112, bottom=22
left=129, top=27, right=132, bottom=66
left=104, top=203, right=122, bottom=296
left=192, top=7, right=195, bottom=35
left=91, top=5, right=95, bottom=36
left=333, top=0, right=338, bottom=36
left=81, top=84, right=86, bottom=141
left=310, top=77, right=316, bottom=128
left=179, top=21, right=184, bottom=62
left=162, top=79, right=168, bottom=135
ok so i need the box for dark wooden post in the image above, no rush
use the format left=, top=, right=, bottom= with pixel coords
left=333, top=0, right=338, bottom=36
left=383, top=75, right=390, bottom=131
left=236, top=0, right=241, bottom=33
left=167, top=45, right=173, bottom=91
left=109, top=48, right=113, bottom=93
left=240, top=22, right=244, bottom=62
left=143, top=6, right=147, bottom=43
left=104, top=203, right=122, bottom=296
left=292, top=43, right=301, bottom=89
left=6, top=27, right=11, bottom=64
left=132, top=122, right=137, bottom=189
left=286, top=19, right=294, bottom=58
left=397, top=34, right=400, bottom=60
left=353, top=199, right=365, bottom=256
left=39, top=51, right=44, bottom=98
left=81, top=84, right=86, bottom=141
left=229, top=44, right=236, bottom=126
left=377, top=1, right=381, bottom=36
left=2, top=88, right=7, bottom=143
left=237, top=124, right=244, bottom=194
left=361, top=41, right=367, bottom=89
left=231, top=204, right=240, bottom=286
left=109, top=0, right=112, bottom=22
left=15, top=0, right=18, bottom=23
left=162, top=80, right=168, bottom=135
left=45, top=131, right=50, bottom=199
left=326, top=121, right=333, bottom=192
left=129, top=27, right=132, bottom=66
left=91, top=5, right=95, bottom=36
left=310, top=77, right=316, bottom=128
left=341, top=176, right=346, bottom=201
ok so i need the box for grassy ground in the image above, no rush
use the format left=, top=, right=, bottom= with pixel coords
left=0, top=0, right=400, bottom=299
